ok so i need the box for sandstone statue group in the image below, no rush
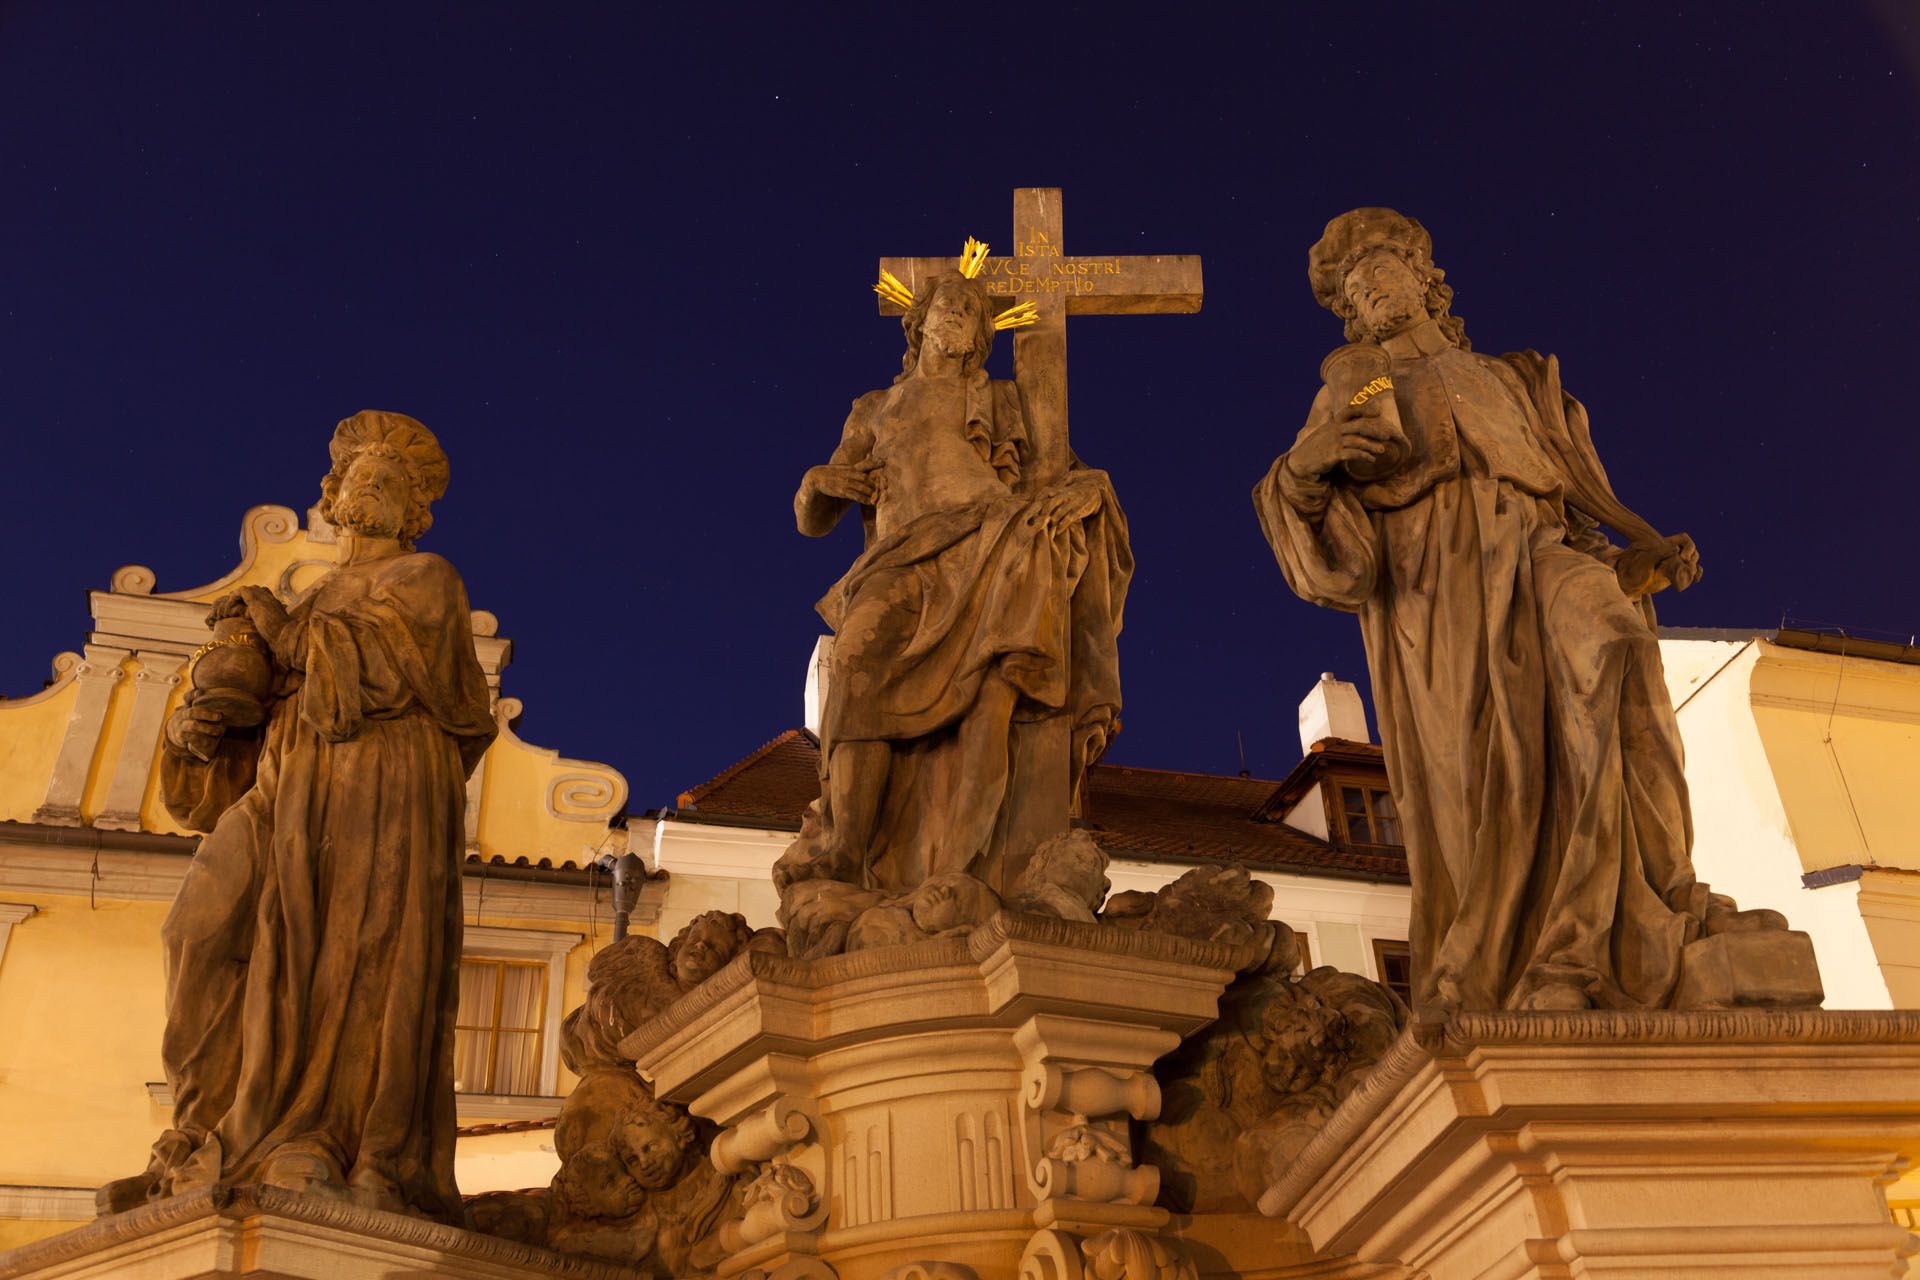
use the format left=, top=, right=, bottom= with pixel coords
left=87, top=204, right=1826, bottom=1278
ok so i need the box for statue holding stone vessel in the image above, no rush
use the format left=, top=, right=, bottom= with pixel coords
left=1255, top=207, right=1823, bottom=1015
left=102, top=411, right=497, bottom=1221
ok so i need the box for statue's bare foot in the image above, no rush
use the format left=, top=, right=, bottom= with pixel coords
left=1704, top=900, right=1789, bottom=935
left=94, top=1170, right=158, bottom=1216
left=1517, top=983, right=1592, bottom=1012
left=346, top=1166, right=410, bottom=1216
left=258, top=1142, right=343, bottom=1197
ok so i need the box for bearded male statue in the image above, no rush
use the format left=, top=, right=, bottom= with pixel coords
left=1255, top=210, right=1821, bottom=1015
left=774, top=267, right=1130, bottom=913
left=100, top=411, right=495, bottom=1221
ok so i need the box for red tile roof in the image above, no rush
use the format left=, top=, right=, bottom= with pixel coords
left=676, top=728, right=824, bottom=820
left=674, top=730, right=1408, bottom=883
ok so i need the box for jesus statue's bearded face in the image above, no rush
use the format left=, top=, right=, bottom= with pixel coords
left=1342, top=249, right=1428, bottom=340
left=920, top=281, right=988, bottom=364
left=335, top=453, right=413, bottom=538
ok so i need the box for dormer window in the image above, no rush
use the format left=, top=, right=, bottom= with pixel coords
left=1336, top=782, right=1402, bottom=849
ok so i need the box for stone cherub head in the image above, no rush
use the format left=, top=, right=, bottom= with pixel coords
left=611, top=1092, right=698, bottom=1192
left=317, top=409, right=451, bottom=546
left=666, top=910, right=755, bottom=989
left=905, top=871, right=1003, bottom=935
left=1009, top=830, right=1112, bottom=923
left=1307, top=208, right=1470, bottom=350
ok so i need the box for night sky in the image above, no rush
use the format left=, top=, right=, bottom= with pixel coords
left=3, top=4, right=1917, bottom=810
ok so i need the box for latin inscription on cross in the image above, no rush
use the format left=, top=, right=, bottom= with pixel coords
left=878, top=187, right=1203, bottom=488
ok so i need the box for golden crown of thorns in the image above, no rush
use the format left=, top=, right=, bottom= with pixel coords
left=873, top=237, right=1040, bottom=331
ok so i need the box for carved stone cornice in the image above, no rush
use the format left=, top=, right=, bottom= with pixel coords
left=0, top=1184, right=650, bottom=1279
left=1434, top=1005, right=1920, bottom=1047
left=622, top=911, right=1255, bottom=1067
left=622, top=912, right=1237, bottom=1280
left=1258, top=1007, right=1920, bottom=1221
left=1256, top=1007, right=1920, bottom=1278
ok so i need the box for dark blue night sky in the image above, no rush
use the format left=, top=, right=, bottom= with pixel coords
left=3, top=3, right=1916, bottom=806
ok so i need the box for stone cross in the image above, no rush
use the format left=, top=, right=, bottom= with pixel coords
left=875, top=187, right=1202, bottom=886
left=878, top=186, right=1203, bottom=488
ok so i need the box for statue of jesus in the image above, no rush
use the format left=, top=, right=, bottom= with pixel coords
left=775, top=268, right=1131, bottom=907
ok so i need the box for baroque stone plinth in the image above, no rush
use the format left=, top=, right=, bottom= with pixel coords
left=0, top=1184, right=646, bottom=1280
left=1258, top=1009, right=1920, bottom=1280
left=622, top=913, right=1253, bottom=1280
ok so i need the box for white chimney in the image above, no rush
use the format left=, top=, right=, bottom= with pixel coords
left=1280, top=672, right=1373, bottom=841
left=803, top=636, right=834, bottom=736
left=1298, top=672, right=1369, bottom=754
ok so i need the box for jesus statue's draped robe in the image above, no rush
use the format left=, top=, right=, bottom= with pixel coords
left=799, top=370, right=1131, bottom=893
left=150, top=550, right=495, bottom=1220
left=1255, top=317, right=1712, bottom=1013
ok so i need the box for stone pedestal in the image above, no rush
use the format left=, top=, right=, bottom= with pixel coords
left=0, top=1185, right=645, bottom=1280
left=1258, top=1009, right=1920, bottom=1280
left=623, top=914, right=1252, bottom=1280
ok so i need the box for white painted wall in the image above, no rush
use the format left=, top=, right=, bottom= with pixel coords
left=633, top=814, right=1414, bottom=986
left=1662, top=638, right=1890, bottom=1009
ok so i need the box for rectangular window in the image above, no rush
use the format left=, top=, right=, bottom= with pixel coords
left=454, top=957, right=547, bottom=1095
left=1371, top=938, right=1413, bottom=1008
left=1337, top=783, right=1403, bottom=848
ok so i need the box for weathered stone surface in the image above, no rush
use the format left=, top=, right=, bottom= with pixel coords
left=0, top=1185, right=648, bottom=1280
left=1259, top=1009, right=1920, bottom=1279
left=621, top=913, right=1256, bottom=1280
left=100, top=411, right=497, bottom=1222
left=777, top=190, right=1201, bottom=927
left=1675, top=927, right=1824, bottom=1009
left=1254, top=208, right=1822, bottom=1015
left=775, top=254, right=1131, bottom=914
left=1143, top=965, right=1405, bottom=1214
left=470, top=911, right=777, bottom=1274
left=1103, top=864, right=1282, bottom=954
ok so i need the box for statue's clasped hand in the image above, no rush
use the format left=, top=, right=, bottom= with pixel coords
left=1287, top=407, right=1406, bottom=480
left=806, top=458, right=886, bottom=505
left=1614, top=533, right=1702, bottom=599
left=216, top=585, right=292, bottom=653
left=165, top=697, right=229, bottom=763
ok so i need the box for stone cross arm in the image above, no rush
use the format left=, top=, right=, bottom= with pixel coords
left=875, top=251, right=1202, bottom=316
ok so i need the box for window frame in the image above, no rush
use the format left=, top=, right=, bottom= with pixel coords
left=1324, top=775, right=1405, bottom=850
left=1369, top=936, right=1414, bottom=1008
left=455, top=955, right=549, bottom=1096
left=458, top=924, right=582, bottom=1100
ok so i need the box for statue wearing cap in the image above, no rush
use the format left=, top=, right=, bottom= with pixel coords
left=101, top=411, right=496, bottom=1221
left=1254, top=210, right=1820, bottom=1014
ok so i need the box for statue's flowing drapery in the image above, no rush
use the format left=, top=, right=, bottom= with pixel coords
left=1255, top=331, right=1710, bottom=1012
left=807, top=375, right=1131, bottom=891
left=154, top=551, right=494, bottom=1220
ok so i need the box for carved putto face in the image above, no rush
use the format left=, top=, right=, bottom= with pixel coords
left=670, top=917, right=733, bottom=987
left=617, top=1117, right=685, bottom=1190
left=920, top=281, right=988, bottom=362
left=908, top=872, right=998, bottom=933
left=334, top=452, right=412, bottom=538
left=1341, top=249, right=1427, bottom=340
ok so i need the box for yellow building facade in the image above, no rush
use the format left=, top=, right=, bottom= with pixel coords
left=0, top=506, right=647, bottom=1246
left=1663, top=628, right=1920, bottom=1010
